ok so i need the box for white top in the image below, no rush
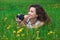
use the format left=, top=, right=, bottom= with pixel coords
left=27, top=19, right=40, bottom=28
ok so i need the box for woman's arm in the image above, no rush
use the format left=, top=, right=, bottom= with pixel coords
left=33, top=21, right=44, bottom=29
left=16, top=15, right=29, bottom=26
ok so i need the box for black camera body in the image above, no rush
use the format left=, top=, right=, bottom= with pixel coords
left=16, top=14, right=24, bottom=21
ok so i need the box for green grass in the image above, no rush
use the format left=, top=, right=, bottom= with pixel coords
left=0, top=0, right=60, bottom=40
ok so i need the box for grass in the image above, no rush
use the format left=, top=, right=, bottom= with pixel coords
left=0, top=0, right=60, bottom=40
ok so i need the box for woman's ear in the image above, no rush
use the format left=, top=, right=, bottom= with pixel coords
left=36, top=15, right=38, bottom=17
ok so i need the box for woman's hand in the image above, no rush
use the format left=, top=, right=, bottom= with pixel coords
left=16, top=14, right=29, bottom=26
left=16, top=18, right=21, bottom=23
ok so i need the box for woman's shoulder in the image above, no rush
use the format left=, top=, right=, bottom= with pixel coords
left=39, top=21, right=44, bottom=26
left=35, top=20, right=44, bottom=27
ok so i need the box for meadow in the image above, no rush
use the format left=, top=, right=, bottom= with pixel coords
left=0, top=0, right=60, bottom=40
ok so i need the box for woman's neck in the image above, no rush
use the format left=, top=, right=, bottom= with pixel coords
left=30, top=18, right=37, bottom=25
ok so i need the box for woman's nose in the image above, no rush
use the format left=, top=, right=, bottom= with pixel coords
left=28, top=12, right=31, bottom=15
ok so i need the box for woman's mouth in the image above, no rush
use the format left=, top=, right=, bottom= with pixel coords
left=28, top=14, right=32, bottom=17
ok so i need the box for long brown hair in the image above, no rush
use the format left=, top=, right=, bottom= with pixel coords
left=29, top=4, right=51, bottom=24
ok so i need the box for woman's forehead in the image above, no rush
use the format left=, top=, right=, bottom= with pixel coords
left=29, top=7, right=36, bottom=11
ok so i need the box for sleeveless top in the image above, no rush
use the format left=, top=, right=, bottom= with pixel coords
left=27, top=19, right=40, bottom=28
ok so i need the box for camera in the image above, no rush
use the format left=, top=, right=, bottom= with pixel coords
left=16, top=14, right=24, bottom=21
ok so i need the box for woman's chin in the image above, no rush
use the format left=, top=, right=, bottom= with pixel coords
left=29, top=17, right=32, bottom=19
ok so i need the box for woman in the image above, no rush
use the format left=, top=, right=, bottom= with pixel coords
left=16, top=4, right=51, bottom=28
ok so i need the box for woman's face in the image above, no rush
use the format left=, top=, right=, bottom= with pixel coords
left=28, top=7, right=38, bottom=19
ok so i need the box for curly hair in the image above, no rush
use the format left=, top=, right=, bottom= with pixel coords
left=29, top=4, right=51, bottom=24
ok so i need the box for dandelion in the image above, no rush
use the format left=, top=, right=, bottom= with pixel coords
left=17, top=34, right=20, bottom=37
left=6, top=38, right=8, bottom=40
left=54, top=4, right=58, bottom=8
left=36, top=31, right=39, bottom=33
left=3, top=35, right=6, bottom=38
left=34, top=26, right=39, bottom=30
left=21, top=34, right=24, bottom=37
left=36, top=37, right=40, bottom=40
left=36, top=31, right=40, bottom=38
left=17, top=28, right=23, bottom=33
left=4, top=17, right=7, bottom=21
left=48, top=31, right=53, bottom=35
left=13, top=30, right=16, bottom=34
left=2, top=35, right=8, bottom=40
left=7, top=25, right=11, bottom=29
left=17, top=26, right=20, bottom=29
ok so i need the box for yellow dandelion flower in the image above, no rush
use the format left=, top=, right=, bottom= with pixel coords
left=48, top=31, right=53, bottom=35
left=3, top=35, right=6, bottom=37
left=54, top=5, right=58, bottom=8
left=37, top=31, right=39, bottom=33
left=7, top=25, right=11, bottom=29
left=54, top=4, right=58, bottom=8
left=4, top=17, right=7, bottom=21
left=6, top=38, right=8, bottom=40
left=13, top=30, right=16, bottom=34
left=17, top=28, right=23, bottom=33
left=17, top=26, right=20, bottom=29
left=21, top=34, right=24, bottom=37
left=36, top=31, right=40, bottom=38
left=36, top=37, right=40, bottom=40
left=34, top=26, right=39, bottom=30
left=17, top=34, right=20, bottom=37
left=36, top=31, right=39, bottom=34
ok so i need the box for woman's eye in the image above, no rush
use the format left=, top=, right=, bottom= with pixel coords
left=28, top=10, right=33, bottom=13
left=31, top=11, right=33, bottom=13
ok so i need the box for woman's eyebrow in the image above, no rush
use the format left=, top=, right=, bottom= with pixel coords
left=31, top=10, right=33, bottom=12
